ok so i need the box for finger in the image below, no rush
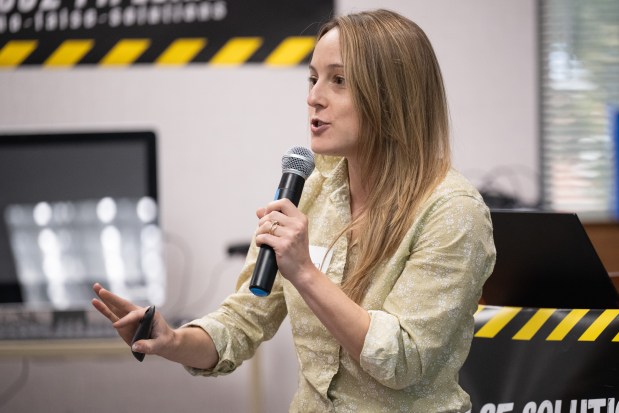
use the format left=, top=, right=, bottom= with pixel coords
left=257, top=215, right=288, bottom=238
left=93, top=282, right=103, bottom=294
left=265, top=198, right=299, bottom=216
left=93, top=289, right=122, bottom=317
left=132, top=318, right=161, bottom=353
left=94, top=284, right=138, bottom=315
left=131, top=339, right=152, bottom=354
left=132, top=334, right=163, bottom=355
left=258, top=210, right=290, bottom=229
left=91, top=298, right=120, bottom=323
left=256, top=207, right=268, bottom=219
left=129, top=316, right=169, bottom=355
left=256, top=232, right=283, bottom=249
left=113, top=308, right=146, bottom=329
left=93, top=283, right=122, bottom=315
left=269, top=220, right=281, bottom=237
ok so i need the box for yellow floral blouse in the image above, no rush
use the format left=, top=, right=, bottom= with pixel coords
left=184, top=155, right=496, bottom=412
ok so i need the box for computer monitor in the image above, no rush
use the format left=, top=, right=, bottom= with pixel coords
left=0, top=131, right=165, bottom=311
left=483, top=210, right=619, bottom=309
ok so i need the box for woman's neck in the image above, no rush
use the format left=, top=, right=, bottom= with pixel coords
left=346, top=158, right=368, bottom=220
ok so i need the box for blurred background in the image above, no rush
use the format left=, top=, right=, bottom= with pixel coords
left=0, top=0, right=617, bottom=411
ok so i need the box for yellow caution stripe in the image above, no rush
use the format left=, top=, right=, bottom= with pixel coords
left=156, top=38, right=207, bottom=66
left=579, top=309, right=619, bottom=341
left=265, top=36, right=315, bottom=66
left=0, top=40, right=38, bottom=67
left=0, top=36, right=314, bottom=67
left=474, top=305, right=619, bottom=342
left=546, top=309, right=589, bottom=341
left=513, top=308, right=556, bottom=340
left=45, top=40, right=94, bottom=67
left=475, top=306, right=521, bottom=338
left=101, top=39, right=151, bottom=66
left=210, top=37, right=263, bottom=66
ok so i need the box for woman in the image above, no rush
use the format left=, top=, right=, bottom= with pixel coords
left=93, top=9, right=496, bottom=412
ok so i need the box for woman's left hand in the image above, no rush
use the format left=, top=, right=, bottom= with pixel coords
left=255, top=198, right=316, bottom=285
left=256, top=199, right=371, bottom=362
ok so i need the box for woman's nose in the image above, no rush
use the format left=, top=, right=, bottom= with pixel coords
left=307, top=83, right=326, bottom=109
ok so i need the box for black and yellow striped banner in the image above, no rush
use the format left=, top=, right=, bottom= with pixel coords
left=462, top=305, right=619, bottom=411
left=473, top=305, right=619, bottom=342
left=0, top=0, right=333, bottom=67
left=0, top=36, right=316, bottom=67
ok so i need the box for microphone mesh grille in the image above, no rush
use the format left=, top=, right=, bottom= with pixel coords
left=281, top=146, right=315, bottom=179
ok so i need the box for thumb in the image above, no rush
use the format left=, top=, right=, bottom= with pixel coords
left=132, top=338, right=157, bottom=355
left=256, top=207, right=268, bottom=219
left=132, top=321, right=173, bottom=355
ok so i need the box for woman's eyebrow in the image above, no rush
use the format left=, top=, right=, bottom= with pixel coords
left=308, top=63, right=345, bottom=72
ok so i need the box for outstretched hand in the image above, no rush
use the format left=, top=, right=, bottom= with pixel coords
left=91, top=283, right=174, bottom=355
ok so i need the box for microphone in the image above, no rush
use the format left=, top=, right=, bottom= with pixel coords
left=249, top=146, right=315, bottom=297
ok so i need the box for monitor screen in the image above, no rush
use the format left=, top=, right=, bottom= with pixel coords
left=0, top=131, right=165, bottom=311
left=483, top=210, right=619, bottom=309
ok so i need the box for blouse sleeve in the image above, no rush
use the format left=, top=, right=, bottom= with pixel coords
left=183, top=239, right=289, bottom=377
left=359, top=193, right=496, bottom=389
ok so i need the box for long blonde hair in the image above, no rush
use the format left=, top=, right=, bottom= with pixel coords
left=318, top=9, right=452, bottom=303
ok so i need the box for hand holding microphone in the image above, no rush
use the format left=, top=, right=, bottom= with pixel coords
left=250, top=146, right=315, bottom=297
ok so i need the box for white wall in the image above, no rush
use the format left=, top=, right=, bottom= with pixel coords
left=0, top=0, right=537, bottom=411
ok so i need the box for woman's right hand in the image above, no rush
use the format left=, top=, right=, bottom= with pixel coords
left=91, top=283, right=175, bottom=355
left=92, top=283, right=218, bottom=369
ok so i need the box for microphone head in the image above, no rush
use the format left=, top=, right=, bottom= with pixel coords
left=282, top=146, right=315, bottom=179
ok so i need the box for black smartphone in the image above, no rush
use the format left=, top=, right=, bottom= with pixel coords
left=131, top=306, right=155, bottom=362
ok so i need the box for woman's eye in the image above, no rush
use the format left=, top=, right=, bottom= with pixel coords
left=308, top=76, right=318, bottom=86
left=334, top=76, right=345, bottom=86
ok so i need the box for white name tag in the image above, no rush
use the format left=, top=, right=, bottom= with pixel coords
left=309, top=245, right=334, bottom=271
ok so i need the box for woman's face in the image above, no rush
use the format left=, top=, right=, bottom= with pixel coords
left=307, top=29, right=360, bottom=159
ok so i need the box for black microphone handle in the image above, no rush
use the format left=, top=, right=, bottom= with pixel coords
left=249, top=172, right=307, bottom=297
left=250, top=246, right=278, bottom=297
left=276, top=172, right=306, bottom=205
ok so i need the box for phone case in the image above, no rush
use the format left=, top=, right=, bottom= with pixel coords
left=131, top=305, right=155, bottom=362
